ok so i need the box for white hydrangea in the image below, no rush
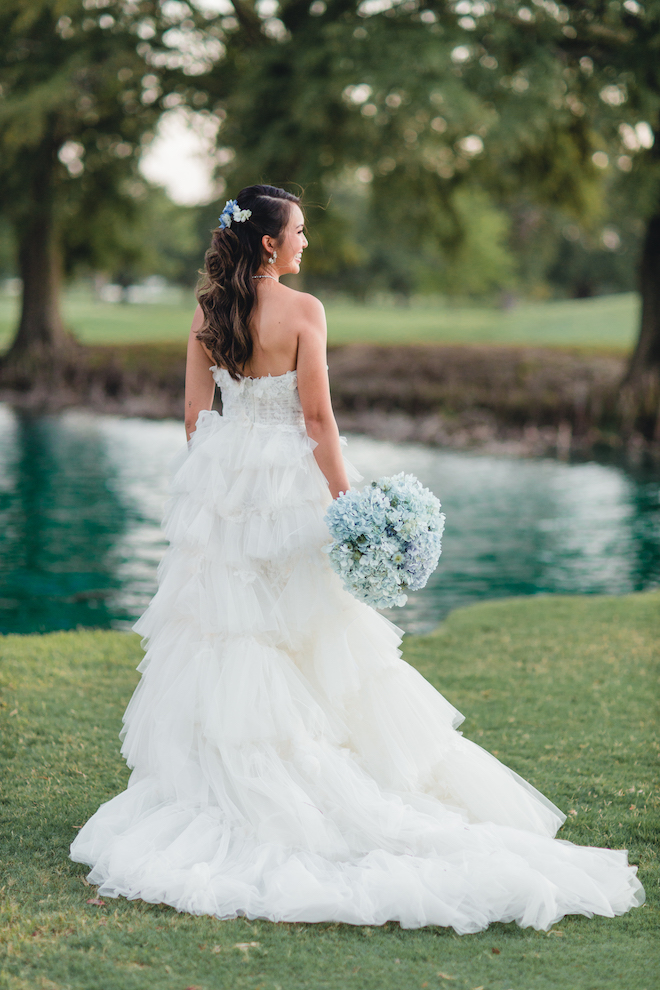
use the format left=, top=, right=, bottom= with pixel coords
left=219, top=198, right=252, bottom=229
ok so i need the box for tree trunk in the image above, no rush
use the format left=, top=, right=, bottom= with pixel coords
left=628, top=213, right=660, bottom=377
left=2, top=138, right=77, bottom=367
left=620, top=212, right=660, bottom=442
left=8, top=211, right=68, bottom=356
left=0, top=157, right=82, bottom=399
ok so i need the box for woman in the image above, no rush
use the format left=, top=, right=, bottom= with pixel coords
left=71, top=184, right=644, bottom=932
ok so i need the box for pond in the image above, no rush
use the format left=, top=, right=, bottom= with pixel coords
left=0, top=404, right=658, bottom=636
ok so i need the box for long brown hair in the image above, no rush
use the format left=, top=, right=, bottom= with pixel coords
left=196, top=184, right=301, bottom=379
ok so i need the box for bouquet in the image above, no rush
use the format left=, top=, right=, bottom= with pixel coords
left=323, top=473, right=445, bottom=608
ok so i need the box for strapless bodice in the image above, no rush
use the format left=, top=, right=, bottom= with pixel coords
left=211, top=366, right=305, bottom=428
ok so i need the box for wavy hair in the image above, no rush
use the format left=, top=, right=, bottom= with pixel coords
left=196, top=184, right=301, bottom=379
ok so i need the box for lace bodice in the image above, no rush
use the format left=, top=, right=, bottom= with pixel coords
left=211, top=367, right=305, bottom=428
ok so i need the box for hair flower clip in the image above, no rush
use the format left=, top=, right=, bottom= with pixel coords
left=219, top=199, right=252, bottom=230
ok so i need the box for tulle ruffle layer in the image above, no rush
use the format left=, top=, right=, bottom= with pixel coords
left=73, top=775, right=643, bottom=933
left=70, top=411, right=645, bottom=931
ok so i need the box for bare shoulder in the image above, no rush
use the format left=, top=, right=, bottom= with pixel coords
left=277, top=285, right=325, bottom=334
left=188, top=304, right=214, bottom=362
left=189, top=303, right=204, bottom=336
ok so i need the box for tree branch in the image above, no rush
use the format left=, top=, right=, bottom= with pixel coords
left=228, top=0, right=264, bottom=45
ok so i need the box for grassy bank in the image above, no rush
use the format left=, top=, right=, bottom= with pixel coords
left=0, top=290, right=638, bottom=351
left=1, top=592, right=658, bottom=990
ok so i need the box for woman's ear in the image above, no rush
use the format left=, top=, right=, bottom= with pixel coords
left=262, top=234, right=275, bottom=255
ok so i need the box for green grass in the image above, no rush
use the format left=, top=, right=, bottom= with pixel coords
left=1, top=592, right=658, bottom=990
left=323, top=293, right=638, bottom=351
left=0, top=289, right=639, bottom=352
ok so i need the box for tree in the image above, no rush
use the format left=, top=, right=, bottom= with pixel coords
left=0, top=0, right=220, bottom=363
left=536, top=0, right=660, bottom=438
left=418, top=0, right=660, bottom=434
left=204, top=1, right=605, bottom=273
left=68, top=184, right=207, bottom=291
left=202, top=0, right=657, bottom=438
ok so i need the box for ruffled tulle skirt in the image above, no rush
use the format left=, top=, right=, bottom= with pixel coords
left=70, top=411, right=644, bottom=932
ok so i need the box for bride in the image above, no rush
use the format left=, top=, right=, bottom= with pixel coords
left=70, top=183, right=644, bottom=932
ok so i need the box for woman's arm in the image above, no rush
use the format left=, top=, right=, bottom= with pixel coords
left=184, top=306, right=215, bottom=441
left=296, top=296, right=350, bottom=500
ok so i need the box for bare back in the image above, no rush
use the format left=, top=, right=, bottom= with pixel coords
left=185, top=281, right=348, bottom=497
left=191, top=281, right=311, bottom=378
left=240, top=280, right=304, bottom=378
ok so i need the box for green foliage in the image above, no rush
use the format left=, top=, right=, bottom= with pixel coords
left=425, top=186, right=516, bottom=297
left=79, top=186, right=207, bottom=287
left=508, top=193, right=643, bottom=300
left=0, top=592, right=657, bottom=989
left=214, top=0, right=601, bottom=208
left=1, top=0, right=657, bottom=319
left=245, top=173, right=517, bottom=301
left=159, top=197, right=218, bottom=288
left=198, top=0, right=652, bottom=300
left=0, top=0, right=219, bottom=285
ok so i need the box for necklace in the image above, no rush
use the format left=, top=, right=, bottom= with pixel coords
left=251, top=274, right=278, bottom=281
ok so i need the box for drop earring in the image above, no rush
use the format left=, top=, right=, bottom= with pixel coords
left=268, top=250, right=277, bottom=265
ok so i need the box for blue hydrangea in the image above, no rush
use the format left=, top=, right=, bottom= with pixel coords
left=324, top=473, right=445, bottom=609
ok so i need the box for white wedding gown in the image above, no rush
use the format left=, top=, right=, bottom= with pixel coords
left=70, top=367, right=644, bottom=932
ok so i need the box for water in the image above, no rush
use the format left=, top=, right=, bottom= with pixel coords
left=0, top=404, right=658, bottom=636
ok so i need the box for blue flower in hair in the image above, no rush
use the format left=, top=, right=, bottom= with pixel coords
left=219, top=198, right=252, bottom=229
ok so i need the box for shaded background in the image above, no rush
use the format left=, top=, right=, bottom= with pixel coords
left=1, top=1, right=658, bottom=313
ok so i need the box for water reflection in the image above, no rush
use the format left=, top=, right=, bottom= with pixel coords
left=0, top=406, right=127, bottom=632
left=0, top=405, right=658, bottom=635
left=348, top=439, right=660, bottom=631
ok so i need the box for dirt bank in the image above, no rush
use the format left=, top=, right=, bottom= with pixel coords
left=0, top=341, right=650, bottom=459
left=328, top=344, right=629, bottom=458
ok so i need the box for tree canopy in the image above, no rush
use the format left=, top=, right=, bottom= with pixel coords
left=212, top=1, right=605, bottom=238
left=187, top=0, right=643, bottom=303
left=201, top=0, right=658, bottom=434
left=0, top=0, right=221, bottom=354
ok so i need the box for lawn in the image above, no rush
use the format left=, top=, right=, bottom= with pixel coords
left=0, top=289, right=639, bottom=352
left=0, top=592, right=658, bottom=990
